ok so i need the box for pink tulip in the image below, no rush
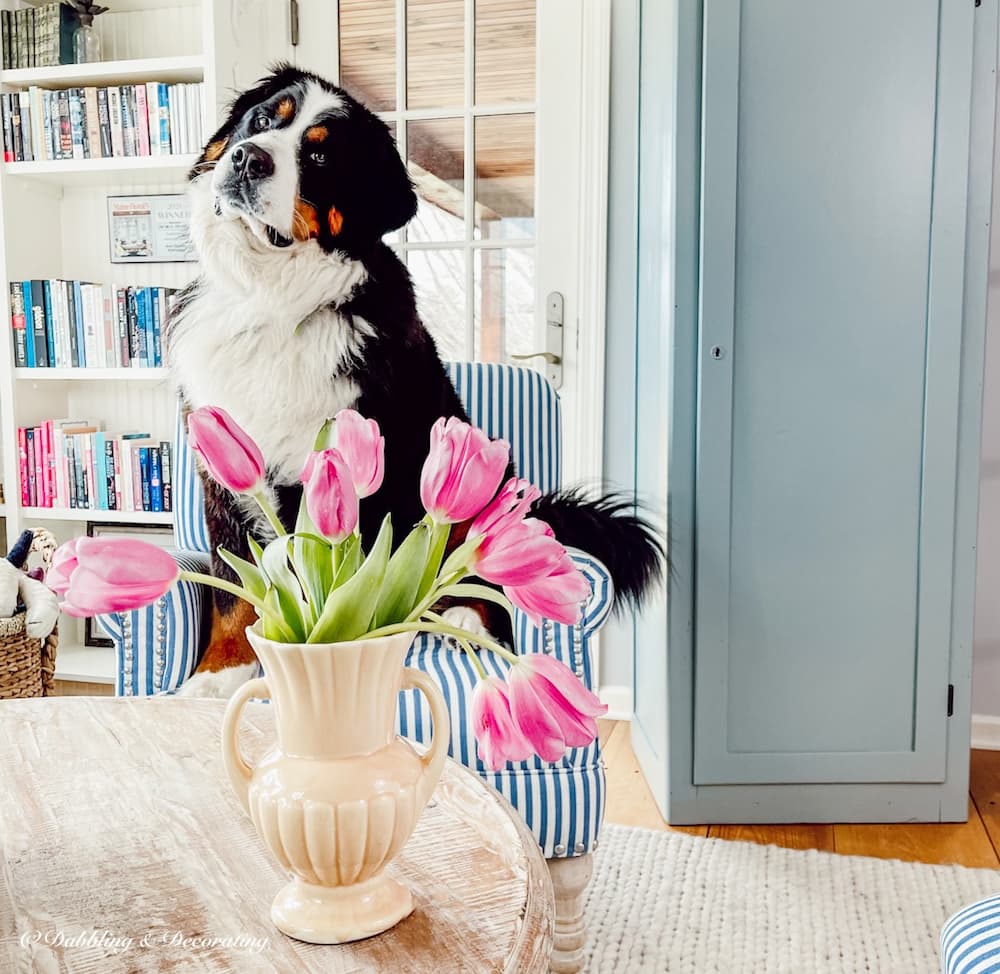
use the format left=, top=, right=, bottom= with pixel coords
left=469, top=478, right=540, bottom=538
left=471, top=676, right=532, bottom=771
left=49, top=538, right=179, bottom=617
left=47, top=537, right=82, bottom=596
left=504, top=554, right=591, bottom=626
left=334, top=409, right=385, bottom=498
left=300, top=448, right=358, bottom=542
left=472, top=516, right=565, bottom=587
left=507, top=655, right=607, bottom=763
left=419, top=417, right=510, bottom=524
left=187, top=406, right=265, bottom=493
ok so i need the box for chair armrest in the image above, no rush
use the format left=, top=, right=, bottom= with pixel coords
left=511, top=548, right=614, bottom=692
left=94, top=550, right=211, bottom=696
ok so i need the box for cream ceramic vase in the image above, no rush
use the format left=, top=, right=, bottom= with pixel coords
left=221, top=627, right=449, bottom=945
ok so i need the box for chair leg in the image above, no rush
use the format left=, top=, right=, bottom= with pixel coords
left=547, top=853, right=593, bottom=974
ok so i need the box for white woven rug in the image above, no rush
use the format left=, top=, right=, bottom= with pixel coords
left=584, top=824, right=1000, bottom=974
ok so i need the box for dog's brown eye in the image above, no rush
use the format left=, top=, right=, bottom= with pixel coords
left=309, top=150, right=327, bottom=166
left=252, top=114, right=271, bottom=133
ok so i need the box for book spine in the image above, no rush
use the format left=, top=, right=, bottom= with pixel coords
left=1, top=94, right=12, bottom=163
left=127, top=288, right=140, bottom=365
left=43, top=419, right=54, bottom=507
left=142, top=288, right=154, bottom=367
left=83, top=281, right=100, bottom=368
left=69, top=281, right=82, bottom=368
left=83, top=87, right=101, bottom=159
left=57, top=89, right=71, bottom=160
left=94, top=432, right=107, bottom=509
left=108, top=86, right=123, bottom=158
left=42, top=91, right=54, bottom=161
left=19, top=91, right=33, bottom=162
left=112, top=440, right=123, bottom=511
left=150, top=446, right=163, bottom=512
left=13, top=10, right=23, bottom=71
left=145, top=82, right=159, bottom=156
left=119, top=85, right=134, bottom=157
left=73, top=434, right=85, bottom=508
left=25, top=428, right=36, bottom=507
left=9, top=282, right=26, bottom=368
left=17, top=427, right=28, bottom=506
left=140, top=447, right=151, bottom=511
left=30, top=281, right=48, bottom=368
left=104, top=439, right=116, bottom=509
left=2, top=11, right=10, bottom=72
left=58, top=3, right=78, bottom=66
left=160, top=441, right=172, bottom=512
left=43, top=280, right=58, bottom=367
left=29, top=87, right=44, bottom=160
left=131, top=445, right=143, bottom=511
left=81, top=433, right=94, bottom=509
left=27, top=6, right=34, bottom=68
left=157, top=84, right=170, bottom=154
left=115, top=287, right=129, bottom=366
left=54, top=280, right=67, bottom=368
left=65, top=435, right=75, bottom=510
left=22, top=283, right=34, bottom=368
left=135, top=83, right=150, bottom=157
left=69, top=88, right=85, bottom=160
left=134, top=287, right=148, bottom=367
left=121, top=442, right=132, bottom=511
left=36, top=425, right=46, bottom=507
left=10, top=91, right=22, bottom=162
left=96, top=87, right=112, bottom=157
left=53, top=428, right=66, bottom=508
left=151, top=288, right=162, bottom=367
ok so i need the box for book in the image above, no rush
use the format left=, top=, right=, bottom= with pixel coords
left=150, top=446, right=163, bottom=512
left=135, top=84, right=150, bottom=157
left=19, top=91, right=33, bottom=162
left=56, top=89, right=71, bottom=160
left=146, top=82, right=160, bottom=156
left=69, top=88, right=85, bottom=159
left=25, top=428, right=36, bottom=506
left=29, top=280, right=48, bottom=368
left=96, top=87, right=113, bottom=157
left=157, top=84, right=171, bottom=154
left=17, top=428, right=28, bottom=507
left=9, top=282, right=27, bottom=368
left=108, top=86, right=123, bottom=158
left=83, top=87, right=101, bottom=159
left=160, top=441, right=172, bottom=512
left=1, top=95, right=12, bottom=163
left=120, top=85, right=135, bottom=157
left=21, top=283, right=34, bottom=368
left=2, top=11, right=11, bottom=72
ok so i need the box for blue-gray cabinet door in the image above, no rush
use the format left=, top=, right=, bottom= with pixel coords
left=694, top=0, right=975, bottom=785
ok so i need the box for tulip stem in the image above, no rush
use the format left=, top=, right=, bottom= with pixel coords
left=177, top=571, right=266, bottom=612
left=251, top=490, right=287, bottom=540
left=363, top=615, right=519, bottom=663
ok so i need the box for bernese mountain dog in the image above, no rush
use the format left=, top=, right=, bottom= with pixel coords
left=167, top=65, right=662, bottom=697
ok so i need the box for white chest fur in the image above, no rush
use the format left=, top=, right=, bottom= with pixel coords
left=169, top=292, right=370, bottom=484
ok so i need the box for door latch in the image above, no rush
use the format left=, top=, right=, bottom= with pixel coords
left=511, top=291, right=564, bottom=389
left=290, top=0, right=300, bottom=46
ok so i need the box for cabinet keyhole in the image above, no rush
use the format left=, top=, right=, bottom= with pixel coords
left=711, top=345, right=725, bottom=360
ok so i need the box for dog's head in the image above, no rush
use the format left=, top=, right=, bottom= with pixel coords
left=190, top=65, right=417, bottom=257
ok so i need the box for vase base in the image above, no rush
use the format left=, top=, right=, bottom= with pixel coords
left=271, top=873, right=414, bottom=945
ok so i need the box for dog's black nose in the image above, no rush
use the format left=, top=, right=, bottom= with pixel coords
left=231, top=142, right=274, bottom=181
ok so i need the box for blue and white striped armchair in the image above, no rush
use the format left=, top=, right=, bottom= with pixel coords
left=97, top=363, right=611, bottom=973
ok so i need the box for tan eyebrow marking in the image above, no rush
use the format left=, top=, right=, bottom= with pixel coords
left=203, top=137, right=228, bottom=162
left=276, top=97, right=295, bottom=121
left=328, top=207, right=344, bottom=237
left=305, top=125, right=329, bottom=143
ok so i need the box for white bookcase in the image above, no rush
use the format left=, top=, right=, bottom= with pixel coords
left=0, top=0, right=296, bottom=683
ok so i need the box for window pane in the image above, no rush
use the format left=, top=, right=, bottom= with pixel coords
left=339, top=0, right=396, bottom=111
left=475, top=0, right=535, bottom=105
left=407, top=118, right=465, bottom=243
left=409, top=249, right=469, bottom=361
left=474, top=114, right=534, bottom=240
left=474, top=247, right=535, bottom=362
left=407, top=0, right=464, bottom=109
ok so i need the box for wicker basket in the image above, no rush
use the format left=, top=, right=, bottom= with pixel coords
left=0, top=528, right=58, bottom=700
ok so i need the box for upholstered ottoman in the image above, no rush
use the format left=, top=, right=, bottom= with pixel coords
left=942, top=895, right=1000, bottom=973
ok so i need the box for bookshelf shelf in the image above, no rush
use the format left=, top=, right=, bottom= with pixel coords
left=21, top=506, right=173, bottom=525
left=53, top=641, right=115, bottom=685
left=4, top=153, right=198, bottom=184
left=0, top=54, right=205, bottom=90
left=15, top=367, right=171, bottom=382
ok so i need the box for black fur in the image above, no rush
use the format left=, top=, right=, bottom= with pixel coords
left=177, top=65, right=664, bottom=626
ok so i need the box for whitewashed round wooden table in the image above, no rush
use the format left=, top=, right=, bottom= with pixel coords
left=0, top=697, right=554, bottom=973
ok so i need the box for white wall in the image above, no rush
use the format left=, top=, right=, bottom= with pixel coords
left=972, top=141, right=1000, bottom=727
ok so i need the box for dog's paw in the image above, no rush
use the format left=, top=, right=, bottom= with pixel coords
left=439, top=604, right=495, bottom=652
left=175, top=663, right=258, bottom=699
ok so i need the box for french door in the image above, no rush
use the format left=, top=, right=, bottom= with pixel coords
left=293, top=0, right=609, bottom=486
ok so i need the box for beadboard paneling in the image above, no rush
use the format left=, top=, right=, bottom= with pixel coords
left=96, top=4, right=203, bottom=62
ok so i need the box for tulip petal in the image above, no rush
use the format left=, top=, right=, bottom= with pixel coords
left=522, top=655, right=608, bottom=719
left=507, top=667, right=566, bottom=763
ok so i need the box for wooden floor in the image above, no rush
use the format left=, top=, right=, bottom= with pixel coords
left=599, top=719, right=1000, bottom=869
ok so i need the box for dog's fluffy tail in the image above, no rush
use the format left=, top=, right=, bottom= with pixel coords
left=531, top=488, right=666, bottom=611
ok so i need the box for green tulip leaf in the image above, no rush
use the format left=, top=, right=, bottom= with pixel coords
left=261, top=535, right=308, bottom=641
left=374, top=521, right=432, bottom=628
left=416, top=520, right=452, bottom=602
left=333, top=533, right=362, bottom=589
left=217, top=547, right=267, bottom=602
left=308, top=516, right=393, bottom=643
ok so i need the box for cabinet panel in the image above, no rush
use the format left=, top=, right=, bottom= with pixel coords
left=694, top=1, right=973, bottom=784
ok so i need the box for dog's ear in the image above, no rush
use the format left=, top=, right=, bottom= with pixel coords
left=364, top=116, right=419, bottom=235
left=189, top=62, right=304, bottom=179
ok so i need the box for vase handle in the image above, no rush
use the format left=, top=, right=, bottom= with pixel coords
left=221, top=677, right=269, bottom=814
left=402, top=667, right=450, bottom=807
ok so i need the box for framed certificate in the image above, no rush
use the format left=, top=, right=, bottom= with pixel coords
left=107, top=194, right=196, bottom=263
